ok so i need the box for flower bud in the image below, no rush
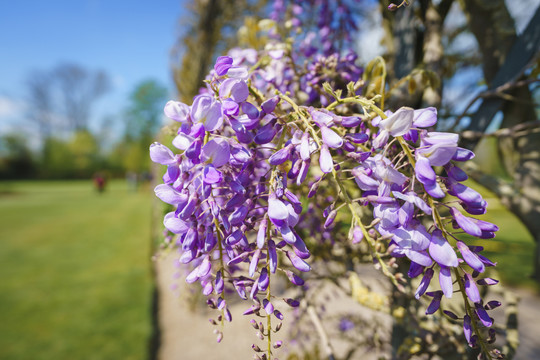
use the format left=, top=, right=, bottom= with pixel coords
left=464, top=273, right=481, bottom=303
left=463, top=315, right=472, bottom=343
left=263, top=299, right=274, bottom=315
left=425, top=291, right=443, bottom=314
left=257, top=268, right=269, bottom=291
left=341, top=116, right=362, bottom=127
left=443, top=310, right=458, bottom=319
left=287, top=251, right=311, bottom=272
left=324, top=210, right=337, bottom=228
left=475, top=303, right=493, bottom=327
left=485, top=300, right=501, bottom=310
left=352, top=226, right=364, bottom=244
left=284, top=298, right=300, bottom=307
left=457, top=241, right=485, bottom=273
left=269, top=144, right=293, bottom=165
left=285, top=270, right=304, bottom=286
left=249, top=249, right=262, bottom=277
left=415, top=268, right=434, bottom=299
left=261, top=96, right=279, bottom=113
left=214, top=56, right=233, bottom=75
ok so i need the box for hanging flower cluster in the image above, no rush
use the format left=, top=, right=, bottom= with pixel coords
left=150, top=9, right=503, bottom=360
left=270, top=0, right=359, bottom=56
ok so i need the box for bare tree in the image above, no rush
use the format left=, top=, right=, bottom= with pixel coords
left=27, top=63, right=110, bottom=139
left=53, top=63, right=110, bottom=131
left=26, top=70, right=54, bottom=139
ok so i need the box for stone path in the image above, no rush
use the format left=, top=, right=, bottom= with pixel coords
left=512, top=287, right=540, bottom=360
left=154, top=254, right=540, bottom=360
left=155, top=253, right=261, bottom=360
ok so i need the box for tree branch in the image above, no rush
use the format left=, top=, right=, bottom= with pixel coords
left=450, top=78, right=540, bottom=131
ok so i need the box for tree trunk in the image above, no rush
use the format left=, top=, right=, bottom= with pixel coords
left=421, top=0, right=453, bottom=108
left=459, top=0, right=517, bottom=85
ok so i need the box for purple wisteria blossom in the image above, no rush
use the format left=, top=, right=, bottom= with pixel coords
left=150, top=24, right=502, bottom=357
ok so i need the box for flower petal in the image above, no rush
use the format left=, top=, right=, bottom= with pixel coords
left=439, top=266, right=453, bottom=298
left=378, top=107, right=414, bottom=136
left=154, top=184, right=187, bottom=205
left=415, top=155, right=436, bottom=184
left=457, top=241, right=485, bottom=273
left=321, top=126, right=343, bottom=148
left=268, top=195, right=289, bottom=221
left=150, top=142, right=177, bottom=165
left=413, top=107, right=437, bottom=127
left=164, top=100, right=190, bottom=122
left=319, top=145, right=333, bottom=173
left=464, top=272, right=481, bottom=303
left=201, top=138, right=230, bottom=167
left=429, top=229, right=459, bottom=267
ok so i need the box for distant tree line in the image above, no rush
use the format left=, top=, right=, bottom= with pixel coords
left=0, top=63, right=168, bottom=180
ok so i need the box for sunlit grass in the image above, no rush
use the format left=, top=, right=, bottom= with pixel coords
left=0, top=180, right=153, bottom=360
left=454, top=179, right=537, bottom=290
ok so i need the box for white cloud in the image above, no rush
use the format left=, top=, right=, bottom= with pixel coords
left=506, top=0, right=540, bottom=34
left=356, top=4, right=385, bottom=63
left=0, top=96, right=27, bottom=138
left=0, top=96, right=24, bottom=119
left=112, top=74, right=126, bottom=89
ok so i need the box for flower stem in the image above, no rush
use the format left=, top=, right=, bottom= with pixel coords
left=214, top=217, right=226, bottom=331
left=266, top=259, right=272, bottom=359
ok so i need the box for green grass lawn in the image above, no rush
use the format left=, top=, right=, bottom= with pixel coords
left=0, top=180, right=154, bottom=360
left=452, top=180, right=538, bottom=291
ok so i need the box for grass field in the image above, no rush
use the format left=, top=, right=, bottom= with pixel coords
left=456, top=180, right=538, bottom=290
left=0, top=180, right=154, bottom=360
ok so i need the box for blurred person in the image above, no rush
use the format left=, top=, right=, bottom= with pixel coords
left=93, top=172, right=107, bottom=193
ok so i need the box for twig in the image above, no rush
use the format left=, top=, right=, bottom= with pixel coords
left=306, top=303, right=336, bottom=360
left=459, top=120, right=540, bottom=140
left=449, top=78, right=540, bottom=131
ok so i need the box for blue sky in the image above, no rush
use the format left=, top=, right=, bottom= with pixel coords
left=1, top=0, right=538, bottom=142
left=0, top=0, right=186, bottom=138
